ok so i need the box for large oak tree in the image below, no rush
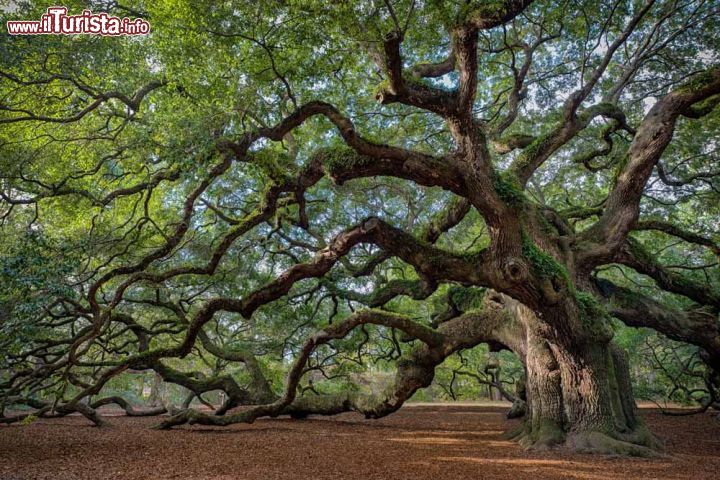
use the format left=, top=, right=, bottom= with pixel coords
left=1, top=0, right=719, bottom=456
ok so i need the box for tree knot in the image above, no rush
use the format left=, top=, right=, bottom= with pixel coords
left=502, top=258, right=529, bottom=283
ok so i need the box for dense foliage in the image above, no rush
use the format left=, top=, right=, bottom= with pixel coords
left=1, top=0, right=719, bottom=455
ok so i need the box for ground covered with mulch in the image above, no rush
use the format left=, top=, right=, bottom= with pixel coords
left=1, top=404, right=719, bottom=479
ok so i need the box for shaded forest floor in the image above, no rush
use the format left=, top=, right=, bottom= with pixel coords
left=1, top=404, right=719, bottom=479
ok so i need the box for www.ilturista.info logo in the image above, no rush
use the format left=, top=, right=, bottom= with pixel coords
left=6, top=7, right=150, bottom=36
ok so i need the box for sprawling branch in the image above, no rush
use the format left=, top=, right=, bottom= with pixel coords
left=157, top=292, right=524, bottom=428
left=509, top=102, right=633, bottom=187
left=375, top=31, right=459, bottom=117
left=634, top=220, right=720, bottom=259
left=595, top=278, right=720, bottom=369
left=0, top=76, right=166, bottom=124
left=579, top=66, right=720, bottom=266
left=615, top=238, right=720, bottom=309
left=462, top=1, right=535, bottom=30
left=562, top=0, right=655, bottom=119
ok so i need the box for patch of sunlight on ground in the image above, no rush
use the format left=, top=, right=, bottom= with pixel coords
left=397, top=430, right=504, bottom=436
left=388, top=436, right=469, bottom=445
left=434, top=456, right=676, bottom=479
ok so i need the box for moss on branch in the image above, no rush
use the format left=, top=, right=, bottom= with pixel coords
left=492, top=171, right=526, bottom=206
left=317, top=146, right=375, bottom=179
left=521, top=233, right=569, bottom=283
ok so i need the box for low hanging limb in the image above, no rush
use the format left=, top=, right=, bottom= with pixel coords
left=155, top=292, right=522, bottom=429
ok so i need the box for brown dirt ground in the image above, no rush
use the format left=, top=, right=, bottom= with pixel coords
left=1, top=404, right=719, bottom=480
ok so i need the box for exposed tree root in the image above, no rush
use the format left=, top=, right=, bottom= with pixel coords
left=506, top=398, right=527, bottom=419
left=504, top=420, right=664, bottom=457
left=504, top=420, right=566, bottom=450
left=565, top=430, right=662, bottom=457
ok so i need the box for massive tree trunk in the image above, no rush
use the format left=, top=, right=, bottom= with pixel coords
left=507, top=301, right=660, bottom=456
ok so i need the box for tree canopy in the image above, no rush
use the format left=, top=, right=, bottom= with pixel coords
left=1, top=0, right=719, bottom=456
